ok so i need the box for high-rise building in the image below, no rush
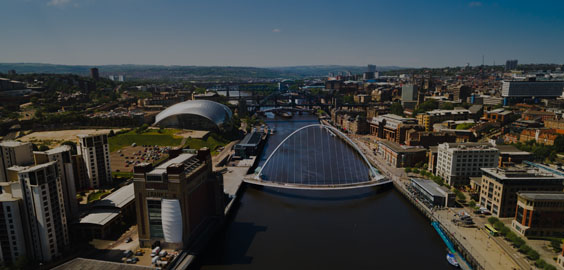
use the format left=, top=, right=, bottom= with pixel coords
left=133, top=148, right=224, bottom=249
left=480, top=166, right=564, bottom=217
left=436, top=143, right=499, bottom=187
left=89, top=68, right=99, bottom=80
left=71, top=154, right=89, bottom=191
left=10, top=162, right=69, bottom=262
left=453, top=85, right=472, bottom=102
left=0, top=189, right=27, bottom=265
left=401, top=84, right=418, bottom=108
left=505, top=59, right=518, bottom=71
left=367, top=64, right=376, bottom=73
left=0, top=141, right=34, bottom=182
left=34, top=146, right=78, bottom=221
left=78, top=134, right=112, bottom=189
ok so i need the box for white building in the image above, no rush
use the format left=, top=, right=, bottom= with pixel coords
left=0, top=190, right=27, bottom=265
left=12, top=162, right=69, bottom=262
left=78, top=134, right=112, bottom=189
left=34, top=146, right=78, bottom=221
left=436, top=143, right=499, bottom=186
left=0, top=141, right=34, bottom=182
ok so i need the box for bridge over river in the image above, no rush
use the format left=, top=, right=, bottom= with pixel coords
left=244, top=123, right=391, bottom=190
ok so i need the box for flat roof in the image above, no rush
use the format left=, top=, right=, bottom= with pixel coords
left=411, top=178, right=448, bottom=198
left=481, top=166, right=564, bottom=180
left=52, top=258, right=154, bottom=270
left=0, top=140, right=29, bottom=147
left=44, top=145, right=71, bottom=155
left=148, top=153, right=195, bottom=175
left=19, top=161, right=56, bottom=173
left=93, top=183, right=134, bottom=209
left=238, top=132, right=262, bottom=146
left=495, top=145, right=531, bottom=156
left=518, top=191, right=564, bottom=201
left=379, top=140, right=426, bottom=153
left=79, top=209, right=120, bottom=226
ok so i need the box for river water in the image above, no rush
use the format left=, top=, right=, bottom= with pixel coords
left=196, top=115, right=452, bottom=270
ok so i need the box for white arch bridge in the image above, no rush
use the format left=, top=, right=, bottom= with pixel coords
left=244, top=124, right=391, bottom=190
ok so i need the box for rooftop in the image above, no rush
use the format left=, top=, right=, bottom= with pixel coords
left=379, top=140, right=426, bottom=153
left=411, top=178, right=451, bottom=197
left=52, top=257, right=154, bottom=270
left=79, top=209, right=120, bottom=226
left=0, top=140, right=30, bottom=147
left=43, top=145, right=71, bottom=155
left=495, top=145, right=531, bottom=155
left=19, top=161, right=57, bottom=173
left=93, top=183, right=134, bottom=209
left=440, top=142, right=497, bottom=151
left=238, top=131, right=262, bottom=146
left=481, top=166, right=564, bottom=180
left=426, top=109, right=470, bottom=116
left=148, top=153, right=201, bottom=176
left=518, top=191, right=564, bottom=201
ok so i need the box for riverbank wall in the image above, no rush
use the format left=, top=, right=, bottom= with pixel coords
left=392, top=179, right=486, bottom=270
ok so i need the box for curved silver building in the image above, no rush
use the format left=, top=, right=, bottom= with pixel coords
left=153, top=100, right=232, bottom=130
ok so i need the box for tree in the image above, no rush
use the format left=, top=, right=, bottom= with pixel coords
left=390, top=102, right=404, bottom=116
left=439, top=102, right=454, bottom=110
left=108, top=130, right=115, bottom=137
left=469, top=200, right=476, bottom=208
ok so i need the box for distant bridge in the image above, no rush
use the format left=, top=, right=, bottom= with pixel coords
left=245, top=124, right=390, bottom=190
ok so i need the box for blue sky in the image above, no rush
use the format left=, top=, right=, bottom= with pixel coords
left=2, top=0, right=563, bottom=67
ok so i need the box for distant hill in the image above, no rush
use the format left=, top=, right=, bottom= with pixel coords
left=267, top=65, right=404, bottom=77
left=0, top=63, right=405, bottom=80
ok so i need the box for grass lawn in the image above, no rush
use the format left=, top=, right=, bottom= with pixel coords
left=183, top=133, right=231, bottom=155
left=87, top=190, right=111, bottom=203
left=111, top=172, right=134, bottom=178
left=109, top=129, right=183, bottom=152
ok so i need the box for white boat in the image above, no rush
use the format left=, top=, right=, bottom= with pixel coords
left=447, top=253, right=459, bottom=268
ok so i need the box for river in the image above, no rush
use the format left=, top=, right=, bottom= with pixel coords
left=195, top=115, right=453, bottom=269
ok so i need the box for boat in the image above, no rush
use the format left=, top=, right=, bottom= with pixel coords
left=280, top=112, right=293, bottom=119
left=446, top=253, right=459, bottom=268
left=270, top=128, right=276, bottom=134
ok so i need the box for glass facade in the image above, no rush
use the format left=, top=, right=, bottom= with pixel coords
left=147, top=200, right=163, bottom=238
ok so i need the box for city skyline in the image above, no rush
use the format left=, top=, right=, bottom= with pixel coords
left=2, top=0, right=564, bottom=67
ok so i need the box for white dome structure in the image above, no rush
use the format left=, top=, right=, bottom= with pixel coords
left=154, top=100, right=232, bottom=130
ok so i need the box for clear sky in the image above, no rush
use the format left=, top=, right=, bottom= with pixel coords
left=2, top=0, right=563, bottom=67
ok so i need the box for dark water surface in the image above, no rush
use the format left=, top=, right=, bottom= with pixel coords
left=195, top=115, right=452, bottom=270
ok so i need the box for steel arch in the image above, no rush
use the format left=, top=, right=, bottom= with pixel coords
left=256, top=124, right=383, bottom=181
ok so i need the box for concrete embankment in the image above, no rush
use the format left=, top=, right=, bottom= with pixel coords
left=392, top=179, right=484, bottom=270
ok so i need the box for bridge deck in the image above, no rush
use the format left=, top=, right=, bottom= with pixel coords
left=243, top=177, right=392, bottom=190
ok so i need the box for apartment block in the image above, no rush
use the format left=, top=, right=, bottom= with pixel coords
left=0, top=191, right=26, bottom=265
left=78, top=134, right=112, bottom=189
left=11, top=162, right=69, bottom=262
left=34, top=146, right=78, bottom=222
left=0, top=141, right=33, bottom=182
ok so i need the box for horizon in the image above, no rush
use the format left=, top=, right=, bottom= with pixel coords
left=2, top=0, right=564, bottom=67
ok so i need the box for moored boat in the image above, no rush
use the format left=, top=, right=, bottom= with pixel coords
left=446, top=253, right=459, bottom=268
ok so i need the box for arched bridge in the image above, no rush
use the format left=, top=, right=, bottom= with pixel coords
left=245, top=124, right=391, bottom=190
left=257, top=107, right=314, bottom=114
